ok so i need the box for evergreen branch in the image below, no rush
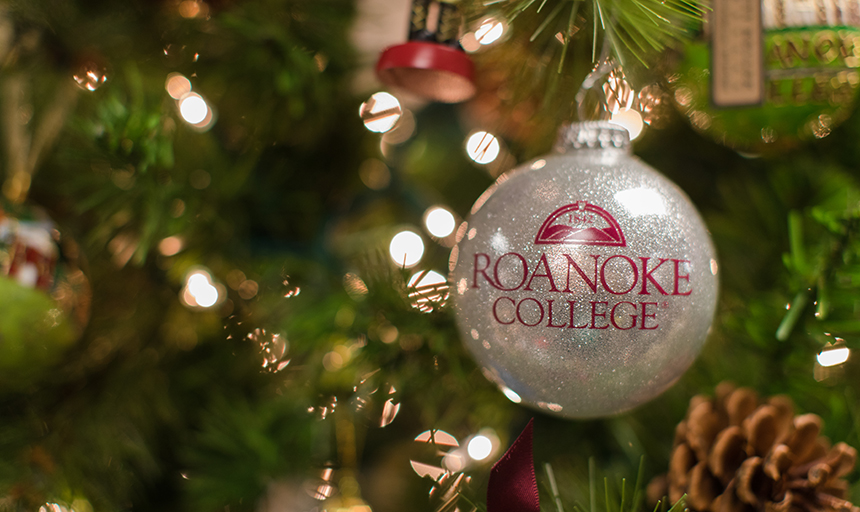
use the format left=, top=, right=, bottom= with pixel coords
left=530, top=457, right=685, bottom=512
left=530, top=0, right=566, bottom=41
left=558, top=0, right=582, bottom=73
left=499, top=0, right=706, bottom=68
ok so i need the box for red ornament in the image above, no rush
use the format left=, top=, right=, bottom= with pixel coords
left=375, top=0, right=476, bottom=103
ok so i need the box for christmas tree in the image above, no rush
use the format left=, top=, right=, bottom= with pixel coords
left=0, top=1, right=859, bottom=511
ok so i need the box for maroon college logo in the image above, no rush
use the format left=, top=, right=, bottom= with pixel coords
left=534, top=201, right=626, bottom=247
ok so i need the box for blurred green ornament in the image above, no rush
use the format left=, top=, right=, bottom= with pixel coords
left=667, top=0, right=860, bottom=151
left=0, top=201, right=90, bottom=389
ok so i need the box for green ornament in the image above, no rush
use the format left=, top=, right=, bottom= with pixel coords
left=668, top=0, right=860, bottom=151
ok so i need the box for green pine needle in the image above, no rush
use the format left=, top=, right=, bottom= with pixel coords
left=530, top=0, right=566, bottom=41
left=589, top=458, right=597, bottom=512
left=543, top=456, right=685, bottom=512
left=503, top=0, right=707, bottom=68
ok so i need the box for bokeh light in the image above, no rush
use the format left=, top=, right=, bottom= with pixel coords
left=165, top=73, right=192, bottom=99
left=177, top=91, right=215, bottom=131
left=638, top=84, right=671, bottom=128
left=178, top=0, right=209, bottom=18
left=389, top=230, right=424, bottom=268
left=358, top=159, right=391, bottom=190
left=424, top=206, right=456, bottom=238
left=817, top=345, right=850, bottom=367
left=179, top=93, right=209, bottom=124
left=73, top=62, right=108, bottom=91
left=159, top=236, right=184, bottom=256
left=352, top=375, right=401, bottom=428
left=475, top=18, right=506, bottom=45
left=467, top=435, right=493, bottom=460
left=181, top=269, right=223, bottom=309
left=407, top=270, right=449, bottom=313
left=443, top=450, right=466, bottom=472
left=304, top=467, right=336, bottom=501
left=359, top=92, right=402, bottom=133
left=466, top=131, right=500, bottom=165
left=410, top=429, right=459, bottom=480
left=381, top=108, right=415, bottom=145
left=247, top=328, right=289, bottom=372
left=40, top=505, right=70, bottom=512
left=343, top=272, right=369, bottom=299
left=187, top=273, right=218, bottom=307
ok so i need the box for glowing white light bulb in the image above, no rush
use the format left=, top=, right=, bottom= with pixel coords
left=360, top=92, right=402, bottom=133
left=466, top=131, right=500, bottom=165
left=817, top=346, right=850, bottom=367
left=185, top=271, right=220, bottom=308
left=389, top=231, right=424, bottom=268
left=408, top=270, right=446, bottom=288
left=475, top=19, right=505, bottom=45
left=467, top=435, right=493, bottom=461
left=424, top=207, right=456, bottom=238
left=179, top=93, right=209, bottom=124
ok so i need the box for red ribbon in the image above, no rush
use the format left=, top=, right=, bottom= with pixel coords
left=487, top=419, right=540, bottom=512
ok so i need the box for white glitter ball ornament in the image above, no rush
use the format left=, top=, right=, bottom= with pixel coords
left=450, top=122, right=718, bottom=418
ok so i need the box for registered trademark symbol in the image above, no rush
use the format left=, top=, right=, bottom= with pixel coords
left=661, top=302, right=669, bottom=308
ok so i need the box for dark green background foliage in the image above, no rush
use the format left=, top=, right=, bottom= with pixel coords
left=0, top=1, right=858, bottom=511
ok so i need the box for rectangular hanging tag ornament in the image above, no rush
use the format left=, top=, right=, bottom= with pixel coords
left=711, top=0, right=765, bottom=107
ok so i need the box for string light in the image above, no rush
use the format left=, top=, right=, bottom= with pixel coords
left=166, top=73, right=215, bottom=131
left=466, top=131, right=500, bottom=165
left=817, top=344, right=850, bottom=367
left=424, top=206, right=456, bottom=238
left=467, top=435, right=493, bottom=460
left=389, top=230, right=424, bottom=268
left=181, top=269, right=223, bottom=309
left=359, top=92, right=402, bottom=133
left=474, top=18, right=506, bottom=45
left=407, top=270, right=449, bottom=312
left=461, top=17, right=507, bottom=52
left=179, top=93, right=209, bottom=124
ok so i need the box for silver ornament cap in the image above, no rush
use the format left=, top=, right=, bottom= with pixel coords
left=450, top=122, right=719, bottom=418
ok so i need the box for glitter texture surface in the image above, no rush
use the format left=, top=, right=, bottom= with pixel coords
left=450, top=122, right=718, bottom=418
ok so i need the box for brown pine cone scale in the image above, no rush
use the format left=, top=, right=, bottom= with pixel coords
left=649, top=383, right=859, bottom=512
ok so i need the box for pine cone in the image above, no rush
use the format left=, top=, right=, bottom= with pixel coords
left=648, top=382, right=859, bottom=512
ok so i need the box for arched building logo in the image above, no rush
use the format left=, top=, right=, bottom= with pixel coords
left=534, top=201, right=626, bottom=247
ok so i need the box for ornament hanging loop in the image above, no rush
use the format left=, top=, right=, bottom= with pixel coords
left=574, top=36, right=635, bottom=119
left=575, top=58, right=636, bottom=123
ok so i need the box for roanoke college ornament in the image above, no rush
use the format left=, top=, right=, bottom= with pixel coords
left=449, top=122, right=719, bottom=418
